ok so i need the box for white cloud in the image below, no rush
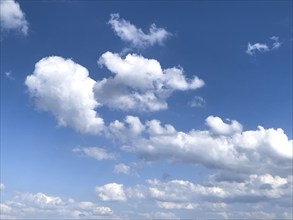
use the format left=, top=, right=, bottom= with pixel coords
left=4, top=71, right=15, bottom=80
left=246, top=42, right=269, bottom=55
left=73, top=147, right=116, bottom=160
left=96, top=183, right=127, bottom=201
left=0, top=0, right=29, bottom=35
left=108, top=13, right=171, bottom=48
left=189, top=95, right=206, bottom=108
left=107, top=116, right=145, bottom=142
left=122, top=174, right=292, bottom=210
left=95, top=52, right=204, bottom=112
left=205, top=116, right=243, bottom=135
left=157, top=201, right=198, bottom=210
left=0, top=203, right=12, bottom=214
left=111, top=115, right=292, bottom=175
left=270, top=36, right=282, bottom=50
left=114, top=163, right=131, bottom=175
left=25, top=56, right=104, bottom=134
left=0, top=183, right=5, bottom=190
left=0, top=192, right=113, bottom=219
left=246, top=36, right=282, bottom=55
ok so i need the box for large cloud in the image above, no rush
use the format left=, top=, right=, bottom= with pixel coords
left=0, top=192, right=113, bottom=219
left=95, top=52, right=204, bottom=111
left=108, top=13, right=171, bottom=48
left=133, top=175, right=291, bottom=218
left=25, top=56, right=104, bottom=134
left=94, top=174, right=292, bottom=218
left=108, top=115, right=292, bottom=175
left=0, top=0, right=29, bottom=35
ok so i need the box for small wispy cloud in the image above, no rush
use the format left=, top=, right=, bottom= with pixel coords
left=4, top=71, right=15, bottom=80
left=270, top=36, right=282, bottom=50
left=246, top=36, right=282, bottom=55
left=189, top=96, right=206, bottom=108
left=108, top=13, right=171, bottom=48
left=73, top=147, right=117, bottom=160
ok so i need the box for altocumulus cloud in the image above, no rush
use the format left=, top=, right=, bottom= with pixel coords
left=108, top=13, right=171, bottom=48
left=0, top=0, right=29, bottom=35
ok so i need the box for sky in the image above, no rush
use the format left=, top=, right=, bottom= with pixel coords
left=0, top=0, right=292, bottom=219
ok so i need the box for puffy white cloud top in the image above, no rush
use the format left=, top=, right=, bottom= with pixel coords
left=0, top=0, right=29, bottom=35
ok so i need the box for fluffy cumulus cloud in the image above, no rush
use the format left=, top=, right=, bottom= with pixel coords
left=73, top=147, right=116, bottom=160
left=0, top=192, right=113, bottom=219
left=95, top=52, right=204, bottom=111
left=96, top=183, right=127, bottom=201
left=109, top=115, right=292, bottom=175
left=0, top=0, right=29, bottom=35
left=246, top=36, right=282, bottom=55
left=25, top=56, right=104, bottom=134
left=108, top=13, right=171, bottom=48
left=205, top=115, right=243, bottom=135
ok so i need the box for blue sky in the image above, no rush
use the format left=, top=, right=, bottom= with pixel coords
left=0, top=0, right=292, bottom=219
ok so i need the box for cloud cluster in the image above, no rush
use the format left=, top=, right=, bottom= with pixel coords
left=0, top=192, right=113, bottom=219
left=96, top=52, right=204, bottom=111
left=25, top=56, right=104, bottom=134
left=0, top=0, right=29, bottom=35
left=109, top=115, right=292, bottom=176
left=25, top=53, right=203, bottom=132
left=108, top=13, right=171, bottom=48
left=246, top=36, right=282, bottom=55
left=73, top=147, right=116, bottom=160
left=93, top=174, right=292, bottom=218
